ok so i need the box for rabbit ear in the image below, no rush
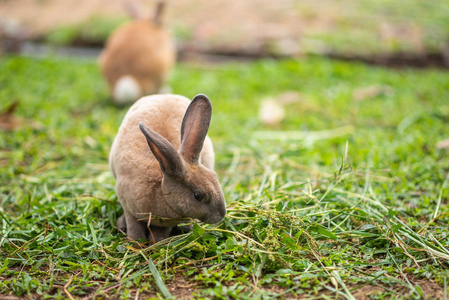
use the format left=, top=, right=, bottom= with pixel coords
left=122, top=0, right=142, bottom=20
left=179, top=94, right=212, bottom=164
left=153, top=1, right=166, bottom=26
left=139, top=122, right=183, bottom=175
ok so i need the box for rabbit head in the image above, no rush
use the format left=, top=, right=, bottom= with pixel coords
left=138, top=94, right=226, bottom=224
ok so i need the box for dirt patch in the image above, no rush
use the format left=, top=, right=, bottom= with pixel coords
left=142, top=272, right=200, bottom=299
left=405, top=278, right=446, bottom=299
left=0, top=0, right=306, bottom=49
left=326, top=51, right=449, bottom=69
left=351, top=277, right=447, bottom=300
left=0, top=273, right=446, bottom=299
left=147, top=274, right=447, bottom=299
left=1, top=0, right=449, bottom=67
left=0, top=0, right=123, bottom=36
left=352, top=285, right=386, bottom=300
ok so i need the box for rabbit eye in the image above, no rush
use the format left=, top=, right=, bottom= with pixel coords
left=193, top=192, right=204, bottom=201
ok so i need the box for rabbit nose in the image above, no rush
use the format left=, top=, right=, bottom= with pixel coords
left=201, top=203, right=226, bottom=224
left=218, top=201, right=227, bottom=218
left=211, top=201, right=227, bottom=224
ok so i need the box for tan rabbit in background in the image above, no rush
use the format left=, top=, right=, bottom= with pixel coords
left=110, top=94, right=227, bottom=242
left=98, top=0, right=176, bottom=104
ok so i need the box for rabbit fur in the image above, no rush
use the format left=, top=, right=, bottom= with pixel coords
left=110, top=94, right=226, bottom=242
left=98, top=1, right=175, bottom=104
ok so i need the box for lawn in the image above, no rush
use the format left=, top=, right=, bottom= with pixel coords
left=1, top=55, right=449, bottom=299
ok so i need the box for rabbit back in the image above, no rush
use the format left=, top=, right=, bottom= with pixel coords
left=99, top=21, right=176, bottom=103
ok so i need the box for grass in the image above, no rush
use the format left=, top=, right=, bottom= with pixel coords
left=1, top=55, right=449, bottom=299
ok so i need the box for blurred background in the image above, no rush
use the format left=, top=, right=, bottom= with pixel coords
left=1, top=0, right=448, bottom=67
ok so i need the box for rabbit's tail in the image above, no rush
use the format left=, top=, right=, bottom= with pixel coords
left=113, top=75, right=142, bottom=104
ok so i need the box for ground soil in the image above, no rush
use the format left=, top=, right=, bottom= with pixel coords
left=0, top=0, right=318, bottom=55
left=2, top=0, right=448, bottom=68
left=1, top=268, right=445, bottom=299
left=158, top=274, right=446, bottom=299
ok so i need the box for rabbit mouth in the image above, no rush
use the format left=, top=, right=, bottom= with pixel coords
left=200, top=212, right=226, bottom=224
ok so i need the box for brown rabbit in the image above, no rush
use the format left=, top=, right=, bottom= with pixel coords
left=110, top=94, right=226, bottom=242
left=98, top=0, right=176, bottom=104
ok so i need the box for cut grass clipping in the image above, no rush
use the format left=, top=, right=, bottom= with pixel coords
left=1, top=55, right=449, bottom=298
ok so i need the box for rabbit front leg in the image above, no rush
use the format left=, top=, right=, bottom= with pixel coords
left=123, top=210, right=148, bottom=240
left=117, top=214, right=127, bottom=233
left=122, top=211, right=172, bottom=242
left=148, top=225, right=172, bottom=242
